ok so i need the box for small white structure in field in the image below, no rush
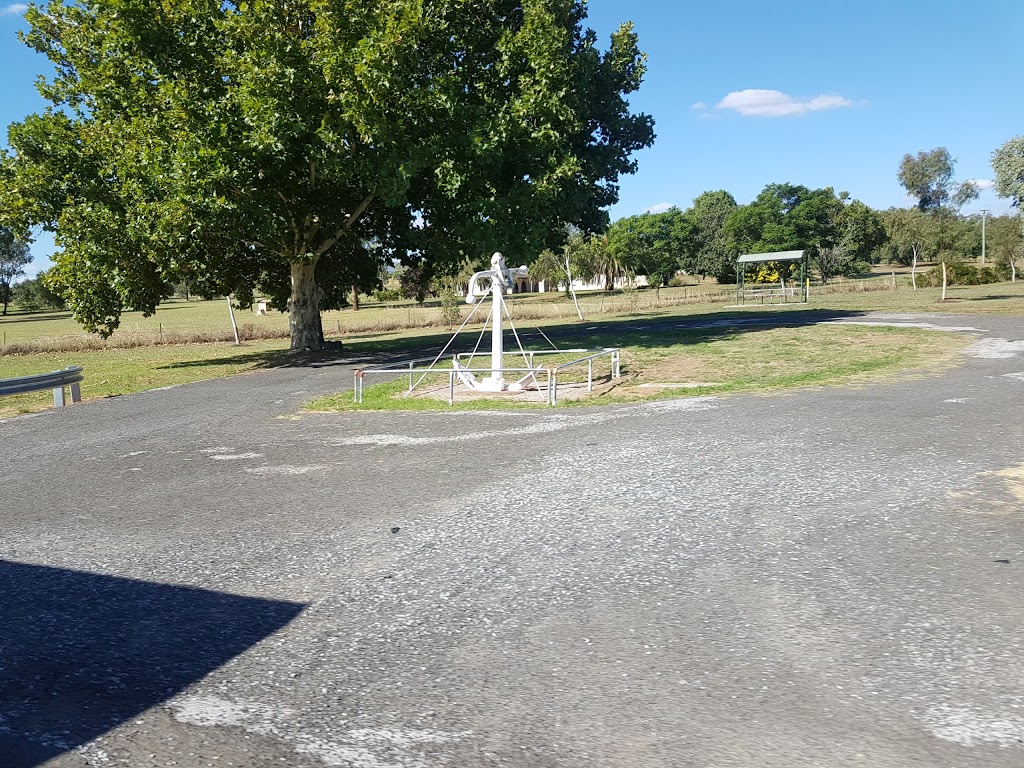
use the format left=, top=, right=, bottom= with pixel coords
left=457, top=252, right=529, bottom=392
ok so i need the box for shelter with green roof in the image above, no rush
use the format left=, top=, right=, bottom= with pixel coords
left=735, top=250, right=808, bottom=305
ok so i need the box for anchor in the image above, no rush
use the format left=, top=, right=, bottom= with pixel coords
left=451, top=252, right=535, bottom=393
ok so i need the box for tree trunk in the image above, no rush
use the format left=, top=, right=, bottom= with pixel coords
left=563, top=257, right=585, bottom=321
left=288, top=259, right=322, bottom=350
left=351, top=285, right=360, bottom=311
left=911, top=248, right=918, bottom=290
left=941, top=261, right=947, bottom=301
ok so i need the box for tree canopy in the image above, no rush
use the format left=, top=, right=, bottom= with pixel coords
left=607, top=207, right=691, bottom=293
left=0, top=0, right=654, bottom=348
left=684, top=190, right=737, bottom=282
left=898, top=147, right=978, bottom=213
left=720, top=183, right=880, bottom=283
left=992, top=136, right=1024, bottom=211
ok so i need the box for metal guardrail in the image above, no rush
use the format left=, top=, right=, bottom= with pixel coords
left=353, top=348, right=620, bottom=407
left=0, top=366, right=84, bottom=408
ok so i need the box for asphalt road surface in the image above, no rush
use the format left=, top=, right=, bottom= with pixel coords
left=2, top=312, right=1023, bottom=768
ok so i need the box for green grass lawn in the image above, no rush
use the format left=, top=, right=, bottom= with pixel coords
left=2, top=273, right=1017, bottom=417
left=0, top=339, right=288, bottom=418
left=307, top=324, right=969, bottom=412
left=2, top=274, right=1022, bottom=350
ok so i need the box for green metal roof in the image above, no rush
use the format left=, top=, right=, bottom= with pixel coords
left=736, top=249, right=806, bottom=264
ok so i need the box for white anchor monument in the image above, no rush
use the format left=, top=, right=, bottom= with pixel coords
left=352, top=250, right=620, bottom=406
left=453, top=252, right=531, bottom=392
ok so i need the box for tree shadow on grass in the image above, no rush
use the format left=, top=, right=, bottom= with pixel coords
left=0, top=312, right=75, bottom=324
left=154, top=348, right=289, bottom=371
left=0, top=560, right=305, bottom=767
left=155, top=308, right=875, bottom=373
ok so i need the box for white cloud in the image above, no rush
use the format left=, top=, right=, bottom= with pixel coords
left=690, top=101, right=707, bottom=111
left=645, top=202, right=675, bottom=214
left=715, top=89, right=855, bottom=117
left=966, top=178, right=995, bottom=190
left=0, top=4, right=28, bottom=15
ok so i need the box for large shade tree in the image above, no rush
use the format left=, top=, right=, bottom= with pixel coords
left=0, top=0, right=654, bottom=349
left=684, top=190, right=737, bottom=283
left=607, top=207, right=692, bottom=296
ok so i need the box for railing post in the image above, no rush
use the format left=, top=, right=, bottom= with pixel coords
left=588, top=359, right=593, bottom=391
left=448, top=370, right=455, bottom=406
left=409, top=360, right=414, bottom=392
left=354, top=370, right=360, bottom=403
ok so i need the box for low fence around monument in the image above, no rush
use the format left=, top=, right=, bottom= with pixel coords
left=353, top=347, right=620, bottom=407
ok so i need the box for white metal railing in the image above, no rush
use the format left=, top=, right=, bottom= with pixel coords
left=353, top=347, right=620, bottom=407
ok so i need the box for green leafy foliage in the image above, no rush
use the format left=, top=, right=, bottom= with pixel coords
left=985, top=215, right=1023, bottom=278
left=898, top=147, right=978, bottom=212
left=683, top=190, right=737, bottom=282
left=12, top=270, right=66, bottom=312
left=722, top=184, right=880, bottom=283
left=992, top=137, right=1024, bottom=242
left=916, top=262, right=1002, bottom=287
left=1, top=0, right=654, bottom=348
left=607, top=207, right=692, bottom=293
left=0, top=227, right=33, bottom=316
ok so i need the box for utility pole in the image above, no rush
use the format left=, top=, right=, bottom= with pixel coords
left=980, top=209, right=991, bottom=265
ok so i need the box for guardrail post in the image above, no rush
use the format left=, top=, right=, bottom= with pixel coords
left=53, top=386, right=66, bottom=408
left=588, top=359, right=593, bottom=391
left=353, top=370, right=360, bottom=403
left=408, top=360, right=414, bottom=392
left=448, top=370, right=455, bottom=406
left=70, top=382, right=82, bottom=403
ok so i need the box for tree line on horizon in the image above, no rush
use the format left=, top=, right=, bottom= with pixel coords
left=524, top=146, right=1023, bottom=300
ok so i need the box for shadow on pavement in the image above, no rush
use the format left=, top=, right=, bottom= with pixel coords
left=0, top=560, right=305, bottom=767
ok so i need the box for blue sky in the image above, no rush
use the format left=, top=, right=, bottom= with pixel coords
left=2, top=0, right=1022, bottom=276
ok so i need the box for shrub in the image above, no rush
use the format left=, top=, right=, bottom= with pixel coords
left=918, top=262, right=1003, bottom=287
left=372, top=287, right=403, bottom=302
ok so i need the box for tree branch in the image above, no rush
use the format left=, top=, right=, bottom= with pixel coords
left=315, top=194, right=375, bottom=256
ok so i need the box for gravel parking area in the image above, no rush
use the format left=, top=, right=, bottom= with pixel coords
left=3, top=313, right=1023, bottom=768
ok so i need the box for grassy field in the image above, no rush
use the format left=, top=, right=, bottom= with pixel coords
left=1, top=272, right=1019, bottom=417
left=0, top=340, right=287, bottom=418
left=308, top=323, right=969, bottom=411
left=2, top=274, right=1022, bottom=350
